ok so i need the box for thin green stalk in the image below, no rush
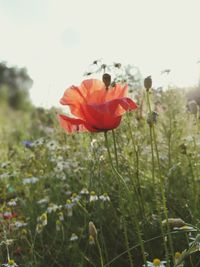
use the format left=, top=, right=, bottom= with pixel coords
left=104, top=131, right=129, bottom=191
left=95, top=237, right=104, bottom=267
left=123, top=218, right=135, bottom=267
left=168, top=115, right=172, bottom=168
left=146, top=92, right=155, bottom=186
left=146, top=91, right=173, bottom=266
left=127, top=115, right=146, bottom=217
left=112, top=129, right=119, bottom=170
left=152, top=124, right=175, bottom=264
left=185, top=233, right=194, bottom=267
left=104, top=131, right=148, bottom=267
left=186, top=153, right=197, bottom=213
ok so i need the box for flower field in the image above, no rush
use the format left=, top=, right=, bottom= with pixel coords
left=0, top=75, right=200, bottom=267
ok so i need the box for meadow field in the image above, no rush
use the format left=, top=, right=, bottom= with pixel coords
left=0, top=71, right=200, bottom=267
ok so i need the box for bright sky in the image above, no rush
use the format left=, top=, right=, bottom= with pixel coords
left=1, top=0, right=200, bottom=107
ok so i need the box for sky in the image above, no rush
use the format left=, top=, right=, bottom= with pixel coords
left=1, top=0, right=200, bottom=107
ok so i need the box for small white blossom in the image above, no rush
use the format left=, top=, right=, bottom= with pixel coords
left=71, top=193, right=81, bottom=203
left=32, top=138, right=44, bottom=147
left=2, top=259, right=18, bottom=267
left=89, top=192, right=98, bottom=202
left=80, top=188, right=89, bottom=195
left=14, top=221, right=28, bottom=228
left=145, top=259, right=166, bottom=267
left=70, top=233, right=78, bottom=241
left=37, top=197, right=49, bottom=205
left=90, top=139, right=97, bottom=148
left=23, top=177, right=39, bottom=185
left=47, top=203, right=61, bottom=213
left=99, top=193, right=110, bottom=202
left=7, top=199, right=17, bottom=207
left=46, top=140, right=59, bottom=150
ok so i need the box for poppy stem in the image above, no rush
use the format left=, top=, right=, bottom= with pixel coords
left=146, top=90, right=174, bottom=266
left=104, top=131, right=129, bottom=191
left=111, top=130, right=119, bottom=170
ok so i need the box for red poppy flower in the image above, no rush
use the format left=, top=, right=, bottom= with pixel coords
left=58, top=79, right=137, bottom=133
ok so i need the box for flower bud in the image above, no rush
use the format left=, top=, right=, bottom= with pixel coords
left=89, top=221, right=97, bottom=239
left=144, top=76, right=152, bottom=91
left=102, top=73, right=111, bottom=89
left=162, top=218, right=185, bottom=228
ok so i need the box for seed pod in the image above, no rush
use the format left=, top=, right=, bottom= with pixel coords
left=144, top=76, right=152, bottom=91
left=102, top=73, right=111, bottom=89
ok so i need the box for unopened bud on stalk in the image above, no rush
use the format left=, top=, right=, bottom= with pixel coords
left=89, top=221, right=97, bottom=239
left=102, top=73, right=111, bottom=89
left=144, top=76, right=152, bottom=91
left=162, top=218, right=185, bottom=228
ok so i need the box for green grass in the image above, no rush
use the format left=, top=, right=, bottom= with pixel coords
left=0, top=88, right=200, bottom=267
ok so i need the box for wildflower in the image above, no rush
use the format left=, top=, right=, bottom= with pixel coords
left=37, top=197, right=49, bottom=205
left=99, top=193, right=110, bottom=202
left=80, top=188, right=89, bottom=195
left=71, top=193, right=81, bottom=203
left=3, top=259, right=18, bottom=267
left=22, top=177, right=39, bottom=185
left=14, top=221, right=28, bottom=229
left=36, top=224, right=43, bottom=234
left=7, top=199, right=17, bottom=207
left=32, top=138, right=44, bottom=147
left=145, top=258, right=166, bottom=267
left=47, top=203, right=60, bottom=213
left=46, top=140, right=59, bottom=150
left=38, top=213, right=47, bottom=226
left=58, top=212, right=64, bottom=221
left=174, top=251, right=184, bottom=267
left=3, top=211, right=17, bottom=220
left=178, top=225, right=196, bottom=231
left=58, top=79, right=137, bottom=133
left=89, top=191, right=98, bottom=202
left=90, top=139, right=98, bottom=148
left=70, top=233, right=78, bottom=241
left=22, top=140, right=33, bottom=148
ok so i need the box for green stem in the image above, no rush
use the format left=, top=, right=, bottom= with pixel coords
left=146, top=91, right=173, bottom=266
left=112, top=129, right=119, bottom=170
left=104, top=131, right=147, bottom=267
left=123, top=218, right=135, bottom=267
left=127, top=115, right=145, bottom=216
left=96, top=237, right=104, bottom=267
left=104, top=131, right=129, bottom=191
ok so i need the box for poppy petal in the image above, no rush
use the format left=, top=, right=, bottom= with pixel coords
left=58, top=114, right=98, bottom=133
left=60, top=86, right=86, bottom=106
left=76, top=98, right=137, bottom=130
